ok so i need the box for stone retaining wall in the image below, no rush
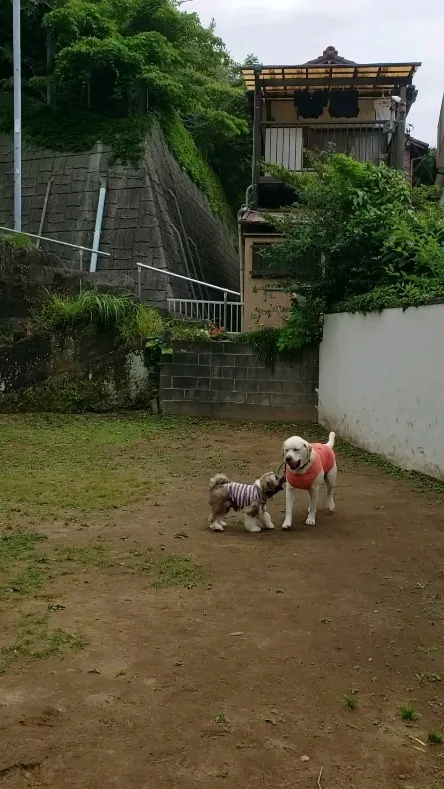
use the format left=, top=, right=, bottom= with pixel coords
left=0, top=124, right=238, bottom=308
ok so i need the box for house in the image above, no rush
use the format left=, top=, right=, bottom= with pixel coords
left=238, top=46, right=421, bottom=330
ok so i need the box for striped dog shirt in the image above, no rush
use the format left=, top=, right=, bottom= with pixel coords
left=224, top=481, right=262, bottom=510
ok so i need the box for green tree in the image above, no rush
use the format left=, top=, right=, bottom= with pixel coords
left=262, top=153, right=444, bottom=349
left=0, top=0, right=252, bottom=211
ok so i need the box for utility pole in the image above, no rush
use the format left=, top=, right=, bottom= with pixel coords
left=13, top=0, right=22, bottom=231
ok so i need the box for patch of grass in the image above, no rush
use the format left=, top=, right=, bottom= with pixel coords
left=214, top=713, right=228, bottom=724
left=417, top=671, right=442, bottom=684
left=0, top=613, right=86, bottom=675
left=34, top=289, right=139, bottom=334
left=54, top=543, right=111, bottom=567
left=4, top=566, right=47, bottom=596
left=399, top=705, right=419, bottom=722
left=118, top=304, right=164, bottom=344
left=151, top=555, right=206, bottom=589
left=428, top=730, right=443, bottom=745
left=0, top=531, right=49, bottom=598
left=344, top=692, right=358, bottom=710
left=0, top=230, right=35, bottom=250
left=136, top=553, right=206, bottom=589
left=0, top=531, right=47, bottom=563
left=0, top=414, right=194, bottom=514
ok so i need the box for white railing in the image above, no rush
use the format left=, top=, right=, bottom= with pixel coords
left=136, top=262, right=243, bottom=332
left=167, top=298, right=243, bottom=333
left=0, top=225, right=110, bottom=271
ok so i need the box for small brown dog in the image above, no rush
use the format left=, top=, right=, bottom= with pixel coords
left=208, top=471, right=285, bottom=533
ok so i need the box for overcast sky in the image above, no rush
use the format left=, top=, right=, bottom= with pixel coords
left=191, top=0, right=442, bottom=145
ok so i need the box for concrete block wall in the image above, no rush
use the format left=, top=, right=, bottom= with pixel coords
left=160, top=341, right=318, bottom=421
left=0, top=124, right=238, bottom=309
left=319, top=304, right=444, bottom=480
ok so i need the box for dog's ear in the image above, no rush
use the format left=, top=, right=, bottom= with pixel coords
left=261, top=473, right=277, bottom=497
left=282, top=441, right=287, bottom=457
left=304, top=441, right=313, bottom=460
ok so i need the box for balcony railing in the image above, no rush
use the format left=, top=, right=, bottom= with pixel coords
left=263, top=122, right=388, bottom=173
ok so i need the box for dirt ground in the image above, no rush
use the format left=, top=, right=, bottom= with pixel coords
left=1, top=415, right=444, bottom=789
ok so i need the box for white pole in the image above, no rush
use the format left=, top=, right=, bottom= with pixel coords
left=13, top=0, right=22, bottom=231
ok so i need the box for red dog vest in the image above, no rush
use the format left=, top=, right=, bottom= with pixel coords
left=286, top=443, right=335, bottom=491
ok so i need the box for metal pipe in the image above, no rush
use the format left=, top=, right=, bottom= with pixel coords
left=78, top=249, right=83, bottom=293
left=90, top=178, right=107, bottom=272
left=138, top=265, right=142, bottom=300
left=136, top=262, right=240, bottom=296
left=237, top=211, right=245, bottom=331
left=166, top=188, right=202, bottom=297
left=36, top=176, right=54, bottom=247
left=13, top=0, right=21, bottom=231
left=168, top=223, right=198, bottom=300
left=251, top=72, right=262, bottom=206
left=223, top=291, right=228, bottom=328
left=187, top=236, right=205, bottom=282
left=0, top=226, right=111, bottom=256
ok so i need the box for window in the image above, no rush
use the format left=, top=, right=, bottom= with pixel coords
left=251, top=243, right=319, bottom=279
left=251, top=243, right=290, bottom=278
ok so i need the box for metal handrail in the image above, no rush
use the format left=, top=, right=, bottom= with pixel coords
left=136, top=262, right=241, bottom=297
left=168, top=298, right=241, bottom=305
left=0, top=226, right=111, bottom=257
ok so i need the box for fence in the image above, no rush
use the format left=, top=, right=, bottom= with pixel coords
left=136, top=262, right=243, bottom=332
left=167, top=298, right=243, bottom=333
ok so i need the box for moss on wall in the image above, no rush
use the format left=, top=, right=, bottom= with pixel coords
left=0, top=328, right=159, bottom=414
left=0, top=100, right=233, bottom=222
left=160, top=114, right=233, bottom=225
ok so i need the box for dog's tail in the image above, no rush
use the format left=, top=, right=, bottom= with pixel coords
left=327, top=431, right=335, bottom=449
left=209, top=473, right=230, bottom=491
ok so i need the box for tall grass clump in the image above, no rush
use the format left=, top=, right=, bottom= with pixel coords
left=118, top=303, right=163, bottom=343
left=35, top=289, right=139, bottom=333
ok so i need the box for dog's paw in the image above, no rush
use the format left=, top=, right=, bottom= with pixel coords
left=327, top=501, right=335, bottom=513
left=210, top=522, right=224, bottom=532
left=305, top=515, right=316, bottom=526
left=219, top=520, right=227, bottom=526
left=281, top=521, right=292, bottom=530
left=245, top=525, right=262, bottom=533
left=264, top=521, right=275, bottom=530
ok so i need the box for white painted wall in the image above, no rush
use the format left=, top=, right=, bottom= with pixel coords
left=318, top=304, right=444, bottom=480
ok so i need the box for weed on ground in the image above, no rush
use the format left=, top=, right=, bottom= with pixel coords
left=136, top=553, right=206, bottom=589
left=0, top=530, right=49, bottom=598
left=0, top=613, right=86, bottom=675
left=399, top=705, right=420, bottom=722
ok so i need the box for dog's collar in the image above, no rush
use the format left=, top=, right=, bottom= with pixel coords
left=283, top=455, right=311, bottom=475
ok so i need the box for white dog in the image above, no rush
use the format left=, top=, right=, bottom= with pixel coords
left=282, top=432, right=337, bottom=529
